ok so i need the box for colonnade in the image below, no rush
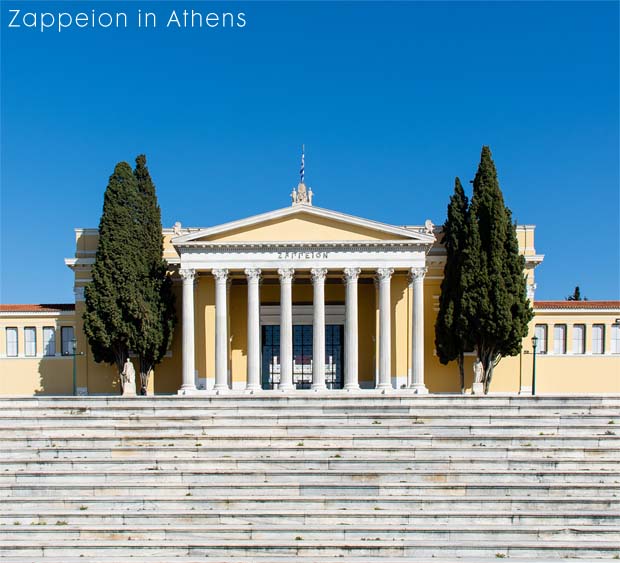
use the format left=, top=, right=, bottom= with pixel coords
left=178, top=266, right=428, bottom=394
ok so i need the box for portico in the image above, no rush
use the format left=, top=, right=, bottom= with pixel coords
left=173, top=187, right=435, bottom=394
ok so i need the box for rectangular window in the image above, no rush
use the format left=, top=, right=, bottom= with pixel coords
left=592, top=324, right=605, bottom=355
left=6, top=328, right=18, bottom=357
left=24, top=327, right=36, bottom=357
left=612, top=325, right=620, bottom=355
left=534, top=324, right=547, bottom=354
left=43, top=327, right=56, bottom=357
left=61, top=326, right=75, bottom=356
left=553, top=324, right=566, bottom=355
left=572, top=324, right=585, bottom=354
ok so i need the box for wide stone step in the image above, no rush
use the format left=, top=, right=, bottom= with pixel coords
left=4, top=421, right=618, bottom=435
left=3, top=468, right=619, bottom=485
left=2, top=435, right=616, bottom=449
left=2, top=482, right=614, bottom=498
left=0, top=466, right=620, bottom=486
left=2, top=393, right=618, bottom=403
left=2, top=495, right=617, bottom=512
left=0, top=558, right=610, bottom=563
left=1, top=538, right=618, bottom=558
left=4, top=509, right=618, bottom=527
left=6, top=445, right=620, bottom=460
left=2, top=523, right=619, bottom=542
left=1, top=557, right=618, bottom=563
left=1, top=413, right=618, bottom=426
left=1, top=457, right=617, bottom=472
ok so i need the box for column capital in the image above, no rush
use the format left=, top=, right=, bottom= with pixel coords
left=245, top=268, right=262, bottom=282
left=409, top=266, right=427, bottom=283
left=376, top=267, right=394, bottom=282
left=212, top=268, right=229, bottom=283
left=343, top=267, right=361, bottom=283
left=311, top=268, right=328, bottom=283
left=179, top=268, right=196, bottom=282
left=278, top=268, right=295, bottom=282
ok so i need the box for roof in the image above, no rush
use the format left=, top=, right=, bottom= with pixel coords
left=0, top=304, right=75, bottom=313
left=534, top=301, right=620, bottom=310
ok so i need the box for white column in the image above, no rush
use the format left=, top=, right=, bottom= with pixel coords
left=179, top=268, right=197, bottom=394
left=213, top=269, right=229, bottom=392
left=311, top=268, right=328, bottom=391
left=344, top=268, right=361, bottom=391
left=278, top=268, right=295, bottom=391
left=410, top=267, right=428, bottom=394
left=245, top=268, right=262, bottom=392
left=376, top=268, right=394, bottom=391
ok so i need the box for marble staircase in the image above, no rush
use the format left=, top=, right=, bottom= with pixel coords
left=0, top=394, right=618, bottom=562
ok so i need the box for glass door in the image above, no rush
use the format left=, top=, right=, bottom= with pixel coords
left=261, top=324, right=344, bottom=390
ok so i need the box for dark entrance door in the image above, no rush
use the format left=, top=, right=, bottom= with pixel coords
left=261, top=325, right=344, bottom=390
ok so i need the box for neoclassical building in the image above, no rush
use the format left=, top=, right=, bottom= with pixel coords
left=1, top=182, right=619, bottom=395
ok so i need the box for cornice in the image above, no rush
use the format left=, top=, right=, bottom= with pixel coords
left=176, top=240, right=432, bottom=253
left=0, top=311, right=75, bottom=318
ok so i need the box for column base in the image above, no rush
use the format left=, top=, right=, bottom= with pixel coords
left=245, top=385, right=262, bottom=394
left=311, top=385, right=327, bottom=392
left=213, top=385, right=230, bottom=394
left=409, top=384, right=429, bottom=394
left=278, top=384, right=295, bottom=392
left=375, top=384, right=393, bottom=393
left=519, top=386, right=533, bottom=395
left=344, top=384, right=360, bottom=392
left=177, top=385, right=197, bottom=395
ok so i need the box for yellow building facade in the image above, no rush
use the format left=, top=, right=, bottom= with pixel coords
left=1, top=186, right=619, bottom=395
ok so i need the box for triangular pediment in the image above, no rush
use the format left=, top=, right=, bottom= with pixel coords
left=173, top=205, right=435, bottom=245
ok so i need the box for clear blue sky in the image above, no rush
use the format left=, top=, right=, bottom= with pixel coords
left=1, top=1, right=618, bottom=303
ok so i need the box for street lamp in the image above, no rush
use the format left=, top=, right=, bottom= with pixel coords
left=531, top=335, right=538, bottom=396
left=71, top=338, right=78, bottom=396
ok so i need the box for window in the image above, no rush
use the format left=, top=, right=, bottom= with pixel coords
left=572, top=324, right=585, bottom=355
left=43, top=327, right=56, bottom=357
left=6, top=328, right=18, bottom=357
left=553, top=324, right=566, bottom=355
left=24, top=327, right=36, bottom=357
left=592, top=324, right=605, bottom=355
left=612, top=324, right=620, bottom=355
left=61, top=326, right=75, bottom=356
left=534, top=324, right=547, bottom=354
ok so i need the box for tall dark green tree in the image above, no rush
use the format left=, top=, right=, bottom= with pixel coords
left=83, top=162, right=141, bottom=379
left=567, top=286, right=584, bottom=301
left=435, top=177, right=470, bottom=392
left=132, top=155, right=176, bottom=394
left=462, top=146, right=533, bottom=392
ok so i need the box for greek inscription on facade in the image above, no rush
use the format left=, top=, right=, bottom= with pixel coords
left=277, top=251, right=329, bottom=260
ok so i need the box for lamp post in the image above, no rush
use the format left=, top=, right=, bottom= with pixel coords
left=71, top=338, right=78, bottom=396
left=531, top=335, right=538, bottom=396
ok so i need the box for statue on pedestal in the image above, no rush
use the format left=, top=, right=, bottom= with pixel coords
left=121, top=358, right=136, bottom=396
left=472, top=356, right=484, bottom=395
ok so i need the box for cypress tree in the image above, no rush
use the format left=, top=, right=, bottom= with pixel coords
left=83, top=162, right=142, bottom=381
left=463, top=146, right=533, bottom=392
left=435, top=177, right=470, bottom=392
left=131, top=155, right=176, bottom=394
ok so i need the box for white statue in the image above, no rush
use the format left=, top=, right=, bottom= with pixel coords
left=121, top=358, right=136, bottom=396
left=472, top=356, right=484, bottom=395
left=473, top=357, right=484, bottom=383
